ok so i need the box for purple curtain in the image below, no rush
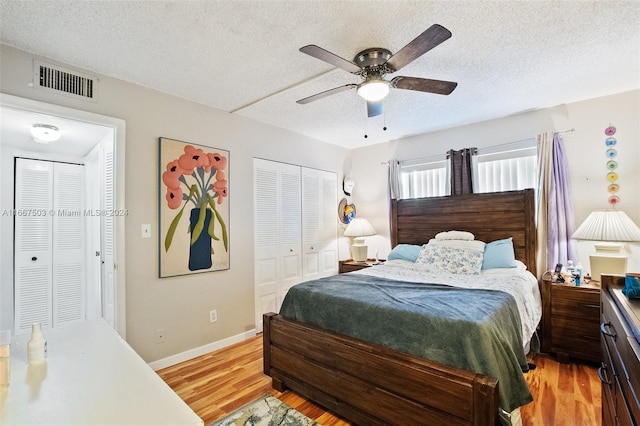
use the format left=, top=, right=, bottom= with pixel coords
left=447, top=148, right=477, bottom=195
left=547, top=133, right=579, bottom=266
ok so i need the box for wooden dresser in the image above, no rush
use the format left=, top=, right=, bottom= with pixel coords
left=541, top=271, right=601, bottom=363
left=600, top=275, right=640, bottom=426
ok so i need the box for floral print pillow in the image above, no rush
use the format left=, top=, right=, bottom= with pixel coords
left=416, top=245, right=483, bottom=275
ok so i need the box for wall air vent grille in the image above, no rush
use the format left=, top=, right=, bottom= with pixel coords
left=33, top=60, right=98, bottom=102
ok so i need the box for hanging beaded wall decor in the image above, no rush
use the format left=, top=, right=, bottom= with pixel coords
left=604, top=125, right=620, bottom=206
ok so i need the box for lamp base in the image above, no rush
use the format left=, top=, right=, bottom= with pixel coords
left=351, top=244, right=368, bottom=263
left=589, top=253, right=627, bottom=283
left=594, top=242, right=624, bottom=254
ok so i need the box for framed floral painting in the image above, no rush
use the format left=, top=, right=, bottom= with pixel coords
left=159, top=137, right=229, bottom=277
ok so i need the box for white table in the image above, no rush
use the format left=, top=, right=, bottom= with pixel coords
left=0, top=320, right=203, bottom=426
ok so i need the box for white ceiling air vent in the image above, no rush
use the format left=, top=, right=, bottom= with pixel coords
left=33, top=60, right=98, bottom=102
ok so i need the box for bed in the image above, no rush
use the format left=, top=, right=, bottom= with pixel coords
left=263, top=189, right=539, bottom=425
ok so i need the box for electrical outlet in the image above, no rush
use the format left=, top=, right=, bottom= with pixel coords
left=209, top=309, right=217, bottom=323
left=155, top=328, right=166, bottom=343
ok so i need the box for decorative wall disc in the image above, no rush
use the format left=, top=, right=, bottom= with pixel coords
left=606, top=160, right=618, bottom=171
left=605, top=137, right=617, bottom=146
left=606, top=148, right=617, bottom=158
left=608, top=195, right=620, bottom=205
left=606, top=171, right=618, bottom=182
left=605, top=126, right=617, bottom=136
left=607, top=183, right=619, bottom=193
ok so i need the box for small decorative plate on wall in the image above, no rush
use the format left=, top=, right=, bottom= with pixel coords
left=338, top=198, right=356, bottom=224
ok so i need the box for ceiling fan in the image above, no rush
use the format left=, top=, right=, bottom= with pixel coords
left=296, top=24, right=457, bottom=117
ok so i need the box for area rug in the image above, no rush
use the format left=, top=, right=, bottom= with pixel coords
left=210, top=394, right=320, bottom=426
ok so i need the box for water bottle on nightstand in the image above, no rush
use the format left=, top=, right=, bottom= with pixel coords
left=567, top=260, right=575, bottom=284
left=575, top=262, right=583, bottom=286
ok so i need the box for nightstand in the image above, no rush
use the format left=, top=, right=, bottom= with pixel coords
left=339, top=259, right=384, bottom=273
left=541, top=271, right=601, bottom=363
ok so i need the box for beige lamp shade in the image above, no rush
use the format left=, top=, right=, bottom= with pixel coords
left=343, top=218, right=376, bottom=238
left=572, top=210, right=640, bottom=242
left=344, top=218, right=376, bottom=262
left=572, top=210, right=640, bottom=282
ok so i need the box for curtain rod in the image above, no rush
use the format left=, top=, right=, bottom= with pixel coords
left=381, top=128, right=576, bottom=166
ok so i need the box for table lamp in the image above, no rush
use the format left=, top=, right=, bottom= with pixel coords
left=572, top=210, right=640, bottom=282
left=343, top=218, right=376, bottom=262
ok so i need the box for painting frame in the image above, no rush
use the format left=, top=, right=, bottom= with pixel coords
left=158, top=137, right=230, bottom=278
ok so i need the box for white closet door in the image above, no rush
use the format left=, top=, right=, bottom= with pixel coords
left=253, top=159, right=303, bottom=330
left=254, top=159, right=279, bottom=329
left=278, top=164, right=302, bottom=303
left=302, top=168, right=322, bottom=281
left=320, top=172, right=338, bottom=276
left=52, top=162, right=86, bottom=327
left=14, top=159, right=54, bottom=333
left=302, top=168, right=338, bottom=280
left=101, top=142, right=115, bottom=328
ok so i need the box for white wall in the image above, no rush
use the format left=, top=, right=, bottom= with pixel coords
left=350, top=90, right=640, bottom=275
left=0, top=44, right=350, bottom=363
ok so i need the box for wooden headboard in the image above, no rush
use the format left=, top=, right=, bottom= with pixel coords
left=391, top=189, right=537, bottom=277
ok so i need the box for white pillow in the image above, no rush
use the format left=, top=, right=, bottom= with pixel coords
left=428, top=238, right=486, bottom=253
left=434, top=230, right=475, bottom=241
left=481, top=260, right=528, bottom=275
left=416, top=245, right=483, bottom=275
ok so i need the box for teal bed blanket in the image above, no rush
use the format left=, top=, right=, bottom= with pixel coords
left=279, top=273, right=533, bottom=416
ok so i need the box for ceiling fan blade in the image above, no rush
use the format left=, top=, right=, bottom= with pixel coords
left=296, top=84, right=357, bottom=104
left=391, top=76, right=457, bottom=95
left=385, top=24, right=452, bottom=72
left=367, top=101, right=383, bottom=117
left=300, top=45, right=362, bottom=74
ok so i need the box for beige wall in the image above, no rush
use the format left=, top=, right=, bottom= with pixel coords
left=0, top=44, right=350, bottom=363
left=350, top=90, right=640, bottom=274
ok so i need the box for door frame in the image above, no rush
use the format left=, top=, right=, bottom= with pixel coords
left=0, top=93, right=127, bottom=337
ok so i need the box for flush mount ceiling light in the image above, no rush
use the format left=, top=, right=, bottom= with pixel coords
left=356, top=77, right=390, bottom=102
left=31, top=124, right=61, bottom=143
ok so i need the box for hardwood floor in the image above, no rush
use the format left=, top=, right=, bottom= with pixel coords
left=158, top=335, right=602, bottom=426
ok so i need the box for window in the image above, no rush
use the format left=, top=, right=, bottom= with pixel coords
left=476, top=149, right=536, bottom=194
left=398, top=140, right=536, bottom=199
left=400, top=158, right=447, bottom=199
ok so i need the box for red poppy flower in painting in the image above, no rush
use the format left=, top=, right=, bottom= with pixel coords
left=162, top=144, right=228, bottom=264
left=162, top=160, right=185, bottom=190
left=166, top=187, right=183, bottom=209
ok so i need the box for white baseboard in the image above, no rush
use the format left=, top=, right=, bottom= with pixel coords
left=148, top=328, right=258, bottom=371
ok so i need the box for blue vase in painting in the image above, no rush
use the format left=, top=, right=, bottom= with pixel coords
left=188, top=208, right=212, bottom=271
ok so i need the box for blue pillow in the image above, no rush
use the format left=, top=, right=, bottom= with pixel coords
left=482, top=238, right=517, bottom=270
left=388, top=244, right=422, bottom=262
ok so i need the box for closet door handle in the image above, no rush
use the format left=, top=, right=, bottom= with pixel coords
left=31, top=256, right=37, bottom=261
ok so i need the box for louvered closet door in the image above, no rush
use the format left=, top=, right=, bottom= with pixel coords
left=14, top=159, right=86, bottom=334
left=14, top=159, right=54, bottom=333
left=254, top=159, right=302, bottom=330
left=320, top=171, right=338, bottom=276
left=52, top=162, right=86, bottom=327
left=101, top=143, right=115, bottom=328
left=302, top=168, right=322, bottom=281
left=302, top=168, right=338, bottom=281
left=278, top=165, right=302, bottom=300
left=254, top=159, right=279, bottom=329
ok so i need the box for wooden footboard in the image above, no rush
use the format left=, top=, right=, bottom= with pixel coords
left=263, top=313, right=499, bottom=426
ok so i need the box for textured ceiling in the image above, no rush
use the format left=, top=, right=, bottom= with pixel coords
left=1, top=1, right=639, bottom=149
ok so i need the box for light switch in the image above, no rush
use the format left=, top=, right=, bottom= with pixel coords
left=141, top=224, right=151, bottom=238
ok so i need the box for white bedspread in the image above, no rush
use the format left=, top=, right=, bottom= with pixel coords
left=351, top=259, right=542, bottom=349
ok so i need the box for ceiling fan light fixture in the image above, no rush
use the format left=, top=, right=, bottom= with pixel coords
left=30, top=124, right=61, bottom=143
left=357, top=79, right=390, bottom=102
